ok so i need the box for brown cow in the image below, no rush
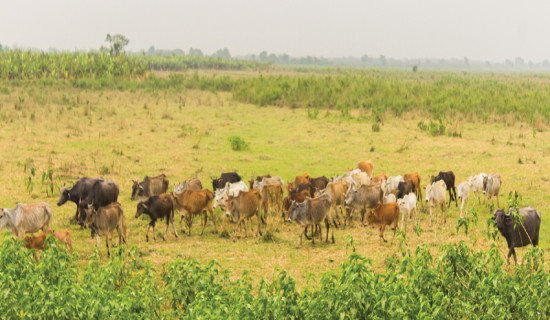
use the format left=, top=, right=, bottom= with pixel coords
left=372, top=173, right=388, bottom=184
left=293, top=173, right=310, bottom=188
left=403, top=172, right=422, bottom=205
left=131, top=174, right=169, bottom=201
left=24, top=230, right=73, bottom=253
left=357, top=161, right=374, bottom=178
left=172, top=189, right=217, bottom=236
left=84, top=202, right=126, bottom=256
left=135, top=194, right=177, bottom=241
left=317, top=181, right=350, bottom=227
left=174, top=178, right=203, bottom=193
left=225, top=189, right=264, bottom=238
left=287, top=194, right=334, bottom=248
left=261, top=183, right=284, bottom=217
left=283, top=189, right=311, bottom=213
left=365, top=202, right=400, bottom=243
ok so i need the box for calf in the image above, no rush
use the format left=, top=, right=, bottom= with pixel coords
left=403, top=173, right=422, bottom=204
left=468, top=173, right=487, bottom=205
left=357, top=161, right=374, bottom=178
left=212, top=172, right=242, bottom=191
left=131, top=174, right=169, bottom=201
left=293, top=173, right=311, bottom=188
left=484, top=174, right=502, bottom=208
left=225, top=189, right=264, bottom=238
left=397, top=193, right=417, bottom=231
left=365, top=203, right=400, bottom=243
left=383, top=193, right=396, bottom=204
left=425, top=181, right=447, bottom=223
left=0, top=202, right=52, bottom=238
left=261, top=183, right=284, bottom=217
left=287, top=194, right=334, bottom=248
left=24, top=230, right=73, bottom=253
left=397, top=180, right=415, bottom=199
left=431, top=171, right=457, bottom=207
left=344, top=183, right=383, bottom=226
left=174, top=178, right=203, bottom=194
left=493, top=206, right=541, bottom=264
left=309, top=176, right=329, bottom=192
left=135, top=194, right=178, bottom=241
left=84, top=202, right=126, bottom=256
left=456, top=181, right=470, bottom=217
left=382, top=175, right=404, bottom=196
left=372, top=173, right=388, bottom=184
left=172, top=189, right=217, bottom=236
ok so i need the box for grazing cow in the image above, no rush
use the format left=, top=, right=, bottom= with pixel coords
left=468, top=173, right=487, bottom=205
left=261, top=183, right=284, bottom=217
left=172, top=189, right=217, bottom=236
left=352, top=172, right=371, bottom=189
left=287, top=194, right=334, bottom=248
left=344, top=183, right=383, bottom=226
left=365, top=203, right=400, bottom=243
left=57, top=177, right=118, bottom=223
left=383, top=194, right=396, bottom=204
left=372, top=173, right=388, bottom=185
left=425, top=181, right=447, bottom=223
left=212, top=172, right=242, bottom=191
left=397, top=193, right=417, bottom=231
left=254, top=176, right=285, bottom=191
left=484, top=174, right=502, bottom=208
left=225, top=189, right=264, bottom=238
left=397, top=180, right=415, bottom=200
left=456, top=181, right=470, bottom=217
left=174, top=178, right=203, bottom=194
left=84, top=202, right=126, bottom=256
left=309, top=176, right=329, bottom=192
left=0, top=203, right=52, bottom=238
left=431, top=171, right=457, bottom=207
left=493, top=206, right=541, bottom=264
left=317, top=181, right=350, bottom=227
left=382, top=176, right=404, bottom=196
left=249, top=175, right=271, bottom=190
left=213, top=181, right=249, bottom=210
left=357, top=161, right=374, bottom=178
left=283, top=189, right=311, bottom=213
left=403, top=173, right=422, bottom=204
left=135, top=194, right=178, bottom=241
left=293, top=173, right=311, bottom=188
left=24, top=230, right=73, bottom=253
left=131, top=174, right=169, bottom=201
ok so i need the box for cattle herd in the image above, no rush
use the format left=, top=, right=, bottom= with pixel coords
left=0, top=161, right=542, bottom=264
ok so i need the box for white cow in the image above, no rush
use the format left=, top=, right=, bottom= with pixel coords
left=425, top=181, right=447, bottom=224
left=253, top=176, right=284, bottom=191
left=382, top=175, right=404, bottom=196
left=397, top=193, right=417, bottom=231
left=483, top=174, right=502, bottom=208
left=456, top=181, right=470, bottom=217
left=213, top=181, right=249, bottom=209
left=352, top=172, right=370, bottom=190
left=383, top=193, right=396, bottom=204
left=0, top=202, right=52, bottom=238
left=468, top=173, right=487, bottom=205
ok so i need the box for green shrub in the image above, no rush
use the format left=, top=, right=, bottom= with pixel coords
left=371, top=122, right=381, bottom=132
left=228, top=136, right=249, bottom=151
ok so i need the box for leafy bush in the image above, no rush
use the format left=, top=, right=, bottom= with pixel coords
left=371, top=122, right=381, bottom=132
left=228, top=136, right=249, bottom=151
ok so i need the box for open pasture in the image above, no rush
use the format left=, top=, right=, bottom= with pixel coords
left=0, top=75, right=548, bottom=287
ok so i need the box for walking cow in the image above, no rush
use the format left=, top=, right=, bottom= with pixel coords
left=0, top=202, right=52, bottom=238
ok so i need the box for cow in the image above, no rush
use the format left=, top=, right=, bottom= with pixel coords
left=382, top=176, right=404, bottom=196
left=213, top=181, right=249, bottom=210
left=468, top=173, right=487, bottom=205
left=316, top=181, right=350, bottom=227
left=174, top=178, right=203, bottom=194
left=372, top=173, right=388, bottom=185
left=225, top=189, right=264, bottom=238
left=84, top=202, right=126, bottom=256
left=383, top=193, right=396, bottom=204
left=287, top=194, right=334, bottom=248
left=397, top=180, right=415, bottom=200
left=403, top=173, right=422, bottom=204
left=293, top=173, right=311, bottom=188
left=0, top=202, right=52, bottom=238
left=261, top=183, right=284, bottom=217
left=365, top=202, right=400, bottom=243
left=431, top=171, right=457, bottom=207
left=172, top=189, right=217, bottom=236
left=397, top=193, right=417, bottom=231
left=24, top=230, right=73, bottom=254
left=309, top=176, right=329, bottom=192
left=344, top=183, right=383, bottom=226
left=283, top=189, right=311, bottom=213
left=57, top=177, right=118, bottom=223
left=249, top=175, right=271, bottom=190
left=131, top=174, right=169, bottom=201
left=357, top=161, right=374, bottom=178
left=352, top=172, right=370, bottom=189
left=212, top=172, right=242, bottom=191
left=253, top=176, right=285, bottom=191
left=425, top=181, right=447, bottom=224
left=135, top=194, right=178, bottom=242
left=456, top=181, right=470, bottom=217
left=493, top=206, right=541, bottom=264
left=484, top=174, right=502, bottom=208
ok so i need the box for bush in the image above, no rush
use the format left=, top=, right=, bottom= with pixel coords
left=371, top=122, right=381, bottom=132
left=228, top=136, right=249, bottom=151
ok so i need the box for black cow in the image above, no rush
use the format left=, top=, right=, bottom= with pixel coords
left=212, top=172, right=242, bottom=191
left=493, top=207, right=541, bottom=264
left=397, top=180, right=415, bottom=199
left=58, top=177, right=119, bottom=223
left=135, top=194, right=178, bottom=242
left=431, top=171, right=457, bottom=207
left=310, top=176, right=329, bottom=192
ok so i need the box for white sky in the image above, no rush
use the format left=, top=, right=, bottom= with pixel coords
left=1, top=0, right=550, bottom=62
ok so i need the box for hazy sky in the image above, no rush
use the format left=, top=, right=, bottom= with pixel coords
left=1, top=0, right=550, bottom=62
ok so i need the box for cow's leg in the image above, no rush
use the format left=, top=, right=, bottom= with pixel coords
left=106, top=233, right=111, bottom=257
left=208, top=208, right=218, bottom=234
left=297, top=226, right=305, bottom=248
left=257, top=213, right=262, bottom=237
left=170, top=214, right=179, bottom=239
left=146, top=224, right=151, bottom=242
left=199, top=212, right=207, bottom=236
left=379, top=225, right=387, bottom=243
left=460, top=199, right=464, bottom=217
left=163, top=216, right=169, bottom=241
left=152, top=222, right=157, bottom=240
left=391, top=220, right=398, bottom=244
left=96, top=234, right=101, bottom=249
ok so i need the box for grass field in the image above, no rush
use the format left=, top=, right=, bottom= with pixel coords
left=0, top=72, right=549, bottom=288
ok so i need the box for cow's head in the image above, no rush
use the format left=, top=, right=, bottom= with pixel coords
left=224, top=196, right=238, bottom=222
left=287, top=199, right=307, bottom=222
left=0, top=208, right=8, bottom=230
left=174, top=182, right=184, bottom=194
left=214, top=189, right=226, bottom=210
left=483, top=176, right=489, bottom=194
left=424, top=184, right=432, bottom=203
left=82, top=203, right=97, bottom=229
left=131, top=179, right=144, bottom=201
left=135, top=202, right=148, bottom=218
left=493, top=209, right=509, bottom=230
left=344, top=187, right=358, bottom=206
left=57, top=185, right=71, bottom=206
left=364, top=209, right=376, bottom=225
left=77, top=200, right=89, bottom=226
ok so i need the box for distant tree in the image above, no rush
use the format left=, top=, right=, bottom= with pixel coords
left=173, top=48, right=185, bottom=56
left=505, top=59, right=513, bottom=66
left=279, top=53, right=290, bottom=64
left=515, top=57, right=524, bottom=66
left=379, top=55, right=386, bottom=66
left=412, top=65, right=418, bottom=72
left=259, top=51, right=268, bottom=62
left=213, top=48, right=231, bottom=59
left=148, top=46, right=155, bottom=55
left=268, top=53, right=277, bottom=62
left=361, top=54, right=369, bottom=63
left=188, top=48, right=204, bottom=57
left=464, top=57, right=469, bottom=65
left=0, top=43, right=3, bottom=51
left=105, top=34, right=129, bottom=56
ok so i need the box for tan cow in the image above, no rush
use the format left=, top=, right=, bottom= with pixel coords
left=403, top=172, right=422, bottom=206
left=293, top=173, right=311, bottom=188
left=357, top=161, right=374, bottom=178
left=225, top=189, right=264, bottom=238
left=172, top=189, right=217, bottom=236
left=83, top=202, right=126, bottom=256
left=365, top=202, right=400, bottom=243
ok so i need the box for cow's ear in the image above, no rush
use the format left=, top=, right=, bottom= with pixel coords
left=141, top=204, right=148, bottom=210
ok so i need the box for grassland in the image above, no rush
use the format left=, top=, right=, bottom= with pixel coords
left=0, top=71, right=548, bottom=291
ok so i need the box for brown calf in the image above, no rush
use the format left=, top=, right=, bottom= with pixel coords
left=172, top=189, right=217, bottom=236
left=24, top=229, right=73, bottom=253
left=365, top=203, right=400, bottom=243
left=403, top=172, right=422, bottom=205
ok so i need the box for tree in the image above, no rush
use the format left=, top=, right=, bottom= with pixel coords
left=379, top=55, right=386, bottom=66
left=212, top=48, right=231, bottom=59
left=147, top=46, right=155, bottom=55
left=105, top=34, right=129, bottom=56
left=188, top=48, right=204, bottom=57
left=0, top=43, right=3, bottom=52
left=361, top=54, right=369, bottom=63
left=259, top=51, right=268, bottom=62
left=412, top=65, right=418, bottom=72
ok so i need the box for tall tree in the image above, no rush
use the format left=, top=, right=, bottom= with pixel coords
left=105, top=34, right=129, bottom=56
